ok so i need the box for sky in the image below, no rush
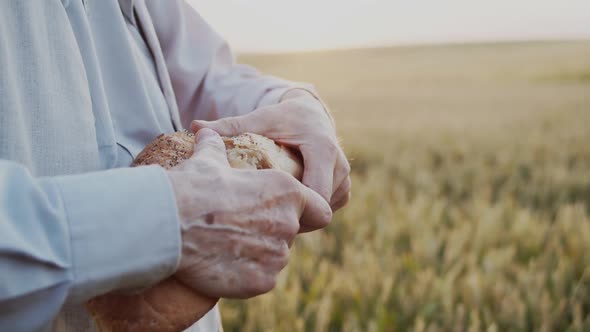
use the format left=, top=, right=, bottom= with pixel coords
left=187, top=0, right=590, bottom=53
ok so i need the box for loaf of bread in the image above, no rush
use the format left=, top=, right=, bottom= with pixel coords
left=131, top=131, right=303, bottom=180
left=86, top=131, right=303, bottom=332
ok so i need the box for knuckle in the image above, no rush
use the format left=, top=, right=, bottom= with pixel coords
left=282, top=218, right=300, bottom=238
left=304, top=209, right=332, bottom=231
left=226, top=119, right=243, bottom=134
left=319, top=207, right=333, bottom=227
left=324, top=212, right=334, bottom=227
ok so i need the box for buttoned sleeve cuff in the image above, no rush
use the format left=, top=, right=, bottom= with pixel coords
left=52, top=165, right=181, bottom=302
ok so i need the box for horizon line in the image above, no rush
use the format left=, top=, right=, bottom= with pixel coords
left=235, top=36, right=590, bottom=56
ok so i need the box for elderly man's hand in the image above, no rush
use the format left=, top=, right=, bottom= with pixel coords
left=191, top=90, right=351, bottom=232
left=167, top=129, right=331, bottom=298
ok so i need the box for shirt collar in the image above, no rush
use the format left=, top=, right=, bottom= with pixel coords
left=118, top=0, right=136, bottom=25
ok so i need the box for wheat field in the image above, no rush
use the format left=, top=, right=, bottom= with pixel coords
left=220, top=41, right=590, bottom=331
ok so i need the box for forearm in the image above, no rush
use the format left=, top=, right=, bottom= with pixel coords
left=147, top=0, right=318, bottom=125
left=0, top=161, right=181, bottom=330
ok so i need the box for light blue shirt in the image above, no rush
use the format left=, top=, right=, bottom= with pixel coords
left=0, top=0, right=306, bottom=331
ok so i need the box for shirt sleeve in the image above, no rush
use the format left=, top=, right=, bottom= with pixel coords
left=145, top=0, right=316, bottom=128
left=0, top=161, right=181, bottom=331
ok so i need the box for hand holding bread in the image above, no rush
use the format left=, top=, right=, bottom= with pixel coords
left=169, top=129, right=332, bottom=298
left=87, top=129, right=332, bottom=332
left=192, top=89, right=351, bottom=227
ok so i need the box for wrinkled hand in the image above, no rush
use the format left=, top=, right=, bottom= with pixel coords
left=167, top=129, right=332, bottom=298
left=191, top=90, right=351, bottom=232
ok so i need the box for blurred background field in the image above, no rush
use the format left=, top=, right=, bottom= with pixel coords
left=220, top=41, right=590, bottom=331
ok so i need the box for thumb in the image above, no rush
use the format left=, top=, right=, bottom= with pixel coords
left=191, top=128, right=230, bottom=167
left=191, top=112, right=266, bottom=137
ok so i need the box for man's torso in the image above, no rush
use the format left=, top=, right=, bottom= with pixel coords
left=0, top=0, right=220, bottom=330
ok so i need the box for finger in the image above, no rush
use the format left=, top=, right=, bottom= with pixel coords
left=332, top=149, right=351, bottom=191
left=277, top=217, right=300, bottom=247
left=331, top=193, right=350, bottom=212
left=301, top=145, right=336, bottom=202
left=331, top=184, right=351, bottom=212
left=191, top=111, right=267, bottom=137
left=192, top=128, right=230, bottom=167
left=330, top=149, right=351, bottom=200
left=299, top=184, right=333, bottom=233
left=330, top=176, right=351, bottom=211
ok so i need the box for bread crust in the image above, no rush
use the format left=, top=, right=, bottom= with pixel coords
left=86, top=131, right=303, bottom=332
left=132, top=131, right=303, bottom=179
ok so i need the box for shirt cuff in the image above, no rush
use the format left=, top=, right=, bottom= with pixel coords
left=52, top=165, right=181, bottom=302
